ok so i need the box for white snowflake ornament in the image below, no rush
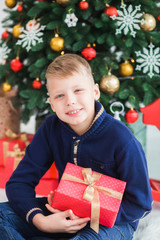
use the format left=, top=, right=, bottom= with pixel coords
left=64, top=13, right=78, bottom=27
left=111, top=4, right=144, bottom=38
left=0, top=42, right=11, bottom=64
left=135, top=43, right=160, bottom=78
left=16, top=19, right=46, bottom=52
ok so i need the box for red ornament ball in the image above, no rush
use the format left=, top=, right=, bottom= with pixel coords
left=157, top=14, right=160, bottom=21
left=125, top=109, right=139, bottom=124
left=10, top=58, right=23, bottom=72
left=81, top=47, right=96, bottom=60
left=17, top=4, right=23, bottom=12
left=32, top=79, right=42, bottom=89
left=104, top=6, right=118, bottom=17
left=79, top=1, right=89, bottom=10
left=2, top=31, right=9, bottom=39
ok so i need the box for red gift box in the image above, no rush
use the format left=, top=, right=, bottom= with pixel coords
left=0, top=132, right=34, bottom=167
left=42, top=162, right=58, bottom=180
left=36, top=178, right=58, bottom=196
left=150, top=178, right=160, bottom=202
left=0, top=155, right=23, bottom=189
left=5, top=155, right=23, bottom=178
left=0, top=160, right=59, bottom=193
left=0, top=166, right=10, bottom=188
left=52, top=163, right=126, bottom=233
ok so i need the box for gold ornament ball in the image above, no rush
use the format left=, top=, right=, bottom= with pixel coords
left=119, top=61, right=134, bottom=77
left=100, top=73, right=120, bottom=94
left=56, top=0, right=70, bottom=6
left=140, top=13, right=156, bottom=32
left=5, top=0, right=17, bottom=8
left=50, top=35, right=64, bottom=52
left=2, top=82, right=12, bottom=92
left=13, top=24, right=22, bottom=38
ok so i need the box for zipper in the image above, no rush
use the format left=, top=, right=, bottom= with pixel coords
left=73, top=138, right=80, bottom=165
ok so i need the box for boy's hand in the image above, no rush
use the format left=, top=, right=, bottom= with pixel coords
left=33, top=209, right=90, bottom=234
left=45, top=203, right=79, bottom=220
left=47, top=191, right=79, bottom=220
left=32, top=190, right=90, bottom=233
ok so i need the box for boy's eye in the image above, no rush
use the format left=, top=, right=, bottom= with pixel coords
left=75, top=89, right=83, bottom=93
left=55, top=94, right=64, bottom=99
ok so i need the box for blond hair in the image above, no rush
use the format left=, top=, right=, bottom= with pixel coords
left=46, top=54, right=94, bottom=86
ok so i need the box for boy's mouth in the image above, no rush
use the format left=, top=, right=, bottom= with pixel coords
left=66, top=109, right=82, bottom=116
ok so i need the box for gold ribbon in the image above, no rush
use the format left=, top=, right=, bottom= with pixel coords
left=1, top=138, right=15, bottom=166
left=0, top=129, right=29, bottom=167
left=62, top=168, right=123, bottom=233
left=7, top=144, right=25, bottom=170
left=5, top=129, right=30, bottom=147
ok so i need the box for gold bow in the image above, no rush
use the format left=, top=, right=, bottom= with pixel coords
left=8, top=144, right=25, bottom=170
left=5, top=129, right=30, bottom=147
left=62, top=168, right=123, bottom=233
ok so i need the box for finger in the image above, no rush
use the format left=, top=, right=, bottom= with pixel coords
left=47, top=194, right=52, bottom=206
left=45, top=204, right=61, bottom=213
left=63, top=209, right=73, bottom=219
left=50, top=191, right=54, bottom=201
left=47, top=191, right=54, bottom=205
left=68, top=216, right=90, bottom=227
left=68, top=221, right=88, bottom=233
left=45, top=204, right=55, bottom=213
left=67, top=210, right=78, bottom=220
left=64, top=209, right=81, bottom=220
left=65, top=210, right=90, bottom=224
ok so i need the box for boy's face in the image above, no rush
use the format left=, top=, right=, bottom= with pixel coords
left=48, top=72, right=100, bottom=135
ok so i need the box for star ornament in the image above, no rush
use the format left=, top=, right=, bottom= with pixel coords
left=140, top=98, right=160, bottom=130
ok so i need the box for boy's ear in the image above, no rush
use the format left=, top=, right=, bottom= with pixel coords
left=48, top=97, right=55, bottom=112
left=94, top=83, right=100, bottom=100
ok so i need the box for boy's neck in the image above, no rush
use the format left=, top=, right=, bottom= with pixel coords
left=69, top=111, right=96, bottom=136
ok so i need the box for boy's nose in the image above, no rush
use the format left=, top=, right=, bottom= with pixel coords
left=66, top=93, right=76, bottom=106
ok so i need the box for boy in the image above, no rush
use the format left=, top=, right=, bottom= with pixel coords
left=0, top=54, right=152, bottom=240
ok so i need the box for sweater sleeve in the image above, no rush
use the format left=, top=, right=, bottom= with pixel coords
left=115, top=136, right=153, bottom=229
left=6, top=116, right=54, bottom=224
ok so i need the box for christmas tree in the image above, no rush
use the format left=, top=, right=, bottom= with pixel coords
left=0, top=0, right=160, bottom=126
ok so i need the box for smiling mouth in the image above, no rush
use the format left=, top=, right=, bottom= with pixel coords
left=66, top=109, right=82, bottom=116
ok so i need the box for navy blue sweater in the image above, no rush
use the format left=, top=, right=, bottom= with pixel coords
left=6, top=101, right=153, bottom=230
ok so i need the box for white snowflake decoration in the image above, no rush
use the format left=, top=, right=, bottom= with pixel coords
left=111, top=4, right=144, bottom=38
left=64, top=13, right=78, bottom=27
left=0, top=42, right=11, bottom=64
left=135, top=43, right=160, bottom=78
left=16, top=19, right=45, bottom=52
